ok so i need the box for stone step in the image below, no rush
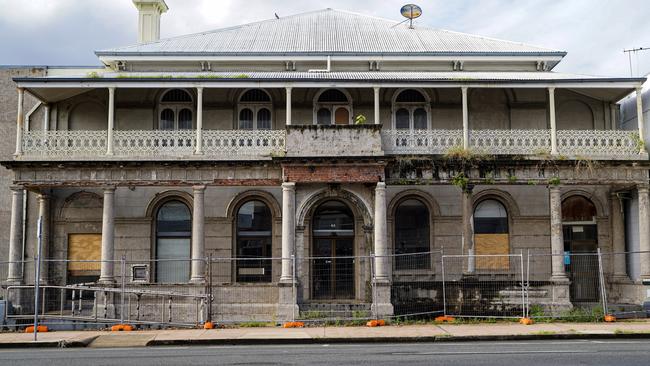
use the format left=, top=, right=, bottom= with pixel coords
left=298, top=303, right=372, bottom=319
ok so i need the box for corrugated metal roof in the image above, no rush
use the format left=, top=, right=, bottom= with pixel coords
left=97, top=9, right=563, bottom=56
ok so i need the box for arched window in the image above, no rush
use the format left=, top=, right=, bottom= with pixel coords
left=473, top=199, right=509, bottom=270
left=236, top=200, right=273, bottom=282
left=238, top=89, right=273, bottom=130
left=159, top=89, right=194, bottom=130
left=314, top=89, right=352, bottom=125
left=394, top=199, right=430, bottom=270
left=155, top=200, right=191, bottom=283
left=392, top=89, right=430, bottom=130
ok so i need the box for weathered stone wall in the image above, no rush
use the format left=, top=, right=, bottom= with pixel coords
left=0, top=67, right=45, bottom=263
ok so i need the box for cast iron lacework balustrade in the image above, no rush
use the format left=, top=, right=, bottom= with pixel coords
left=22, top=130, right=107, bottom=157
left=21, top=129, right=286, bottom=160
left=114, top=130, right=196, bottom=157
left=201, top=130, right=285, bottom=157
left=381, top=129, right=463, bottom=154
left=469, top=129, right=551, bottom=155
left=556, top=130, right=640, bottom=157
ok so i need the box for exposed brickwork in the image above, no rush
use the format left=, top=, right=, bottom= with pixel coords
left=283, top=164, right=384, bottom=183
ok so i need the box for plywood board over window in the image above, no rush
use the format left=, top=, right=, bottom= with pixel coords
left=475, top=233, right=510, bottom=270
left=67, top=234, right=101, bottom=277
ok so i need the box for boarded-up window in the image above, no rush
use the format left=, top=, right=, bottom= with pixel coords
left=67, top=234, right=101, bottom=281
left=474, top=200, right=510, bottom=270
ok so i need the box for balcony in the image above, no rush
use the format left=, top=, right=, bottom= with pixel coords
left=20, top=129, right=286, bottom=161
left=16, top=127, right=646, bottom=161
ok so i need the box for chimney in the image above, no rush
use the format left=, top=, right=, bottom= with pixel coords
left=132, top=0, right=168, bottom=43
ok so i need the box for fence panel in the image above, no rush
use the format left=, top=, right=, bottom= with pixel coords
left=390, top=251, right=445, bottom=318
left=442, top=254, right=525, bottom=318
left=295, top=254, right=373, bottom=324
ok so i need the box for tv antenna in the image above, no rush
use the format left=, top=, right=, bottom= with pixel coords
left=623, top=47, right=649, bottom=77
left=399, top=4, right=422, bottom=29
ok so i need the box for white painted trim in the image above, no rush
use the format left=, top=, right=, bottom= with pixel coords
left=18, top=81, right=642, bottom=90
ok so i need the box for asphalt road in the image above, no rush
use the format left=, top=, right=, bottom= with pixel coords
left=1, top=340, right=650, bottom=365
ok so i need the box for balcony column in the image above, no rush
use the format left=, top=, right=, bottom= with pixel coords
left=549, top=185, right=567, bottom=281
left=374, top=87, right=381, bottom=125
left=462, top=185, right=475, bottom=274
left=461, top=86, right=469, bottom=149
left=190, top=185, right=206, bottom=283
left=106, top=87, right=115, bottom=156
left=610, top=192, right=628, bottom=281
left=281, top=182, right=295, bottom=282
left=43, top=103, right=50, bottom=132
left=636, top=86, right=645, bottom=153
left=285, top=87, right=292, bottom=126
left=99, top=187, right=116, bottom=284
left=549, top=87, right=558, bottom=155
left=7, top=187, right=24, bottom=284
left=37, top=193, right=50, bottom=284
left=638, top=184, right=650, bottom=279
left=14, top=88, right=25, bottom=156
left=195, top=87, right=204, bottom=155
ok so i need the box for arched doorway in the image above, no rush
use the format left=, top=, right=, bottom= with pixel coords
left=155, top=200, right=192, bottom=283
left=311, top=200, right=355, bottom=300
left=562, top=195, right=598, bottom=302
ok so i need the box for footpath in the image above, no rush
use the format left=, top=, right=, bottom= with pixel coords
left=1, top=320, right=650, bottom=348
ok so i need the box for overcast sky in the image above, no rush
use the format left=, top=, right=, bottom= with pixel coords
left=1, top=0, right=649, bottom=77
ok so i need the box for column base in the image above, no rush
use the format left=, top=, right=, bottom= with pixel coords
left=277, top=281, right=298, bottom=322
left=371, top=280, right=394, bottom=319
left=550, top=275, right=570, bottom=284
left=97, top=277, right=116, bottom=285
left=611, top=274, right=632, bottom=284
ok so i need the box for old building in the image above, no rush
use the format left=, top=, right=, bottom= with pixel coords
left=1, top=1, right=649, bottom=322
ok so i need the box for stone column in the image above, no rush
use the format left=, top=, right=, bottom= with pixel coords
left=638, top=184, right=650, bottom=279
left=190, top=185, right=206, bottom=282
left=106, top=87, right=115, bottom=156
left=37, top=193, right=50, bottom=284
left=636, top=87, right=645, bottom=153
left=195, top=87, right=204, bottom=155
left=549, top=87, right=558, bottom=155
left=373, top=87, right=381, bottom=125
left=99, top=187, right=116, bottom=284
left=7, top=187, right=24, bottom=283
left=611, top=192, right=628, bottom=281
left=461, top=185, right=475, bottom=274
left=14, top=88, right=25, bottom=156
left=549, top=185, right=567, bottom=281
left=372, top=181, right=393, bottom=317
left=461, top=87, right=469, bottom=150
left=281, top=182, right=296, bottom=282
left=285, top=87, right=292, bottom=126
left=374, top=182, right=388, bottom=281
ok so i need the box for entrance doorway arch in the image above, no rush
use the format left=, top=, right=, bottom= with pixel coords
left=311, top=200, right=355, bottom=300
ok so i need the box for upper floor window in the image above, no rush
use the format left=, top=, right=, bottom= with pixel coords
left=314, top=89, right=352, bottom=125
left=159, top=89, right=194, bottom=130
left=392, top=89, right=430, bottom=130
left=238, top=89, right=273, bottom=130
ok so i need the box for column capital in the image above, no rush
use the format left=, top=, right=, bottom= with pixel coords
left=16, top=86, right=24, bottom=93
left=376, top=181, right=386, bottom=190
left=282, top=182, right=296, bottom=190
left=637, top=86, right=644, bottom=94
left=638, top=184, right=650, bottom=193
left=548, top=86, right=556, bottom=92
left=196, top=86, right=204, bottom=92
left=108, top=86, right=116, bottom=92
left=461, top=86, right=469, bottom=93
left=192, top=185, right=206, bottom=192
left=285, top=86, right=293, bottom=93
left=9, top=185, right=24, bottom=193
left=373, top=86, right=380, bottom=92
left=101, top=186, right=116, bottom=193
left=548, top=184, right=562, bottom=193
left=37, top=192, right=50, bottom=201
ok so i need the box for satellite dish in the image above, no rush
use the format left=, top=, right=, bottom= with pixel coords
left=400, top=4, right=422, bottom=28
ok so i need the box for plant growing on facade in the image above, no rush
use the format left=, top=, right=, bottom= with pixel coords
left=354, top=114, right=367, bottom=125
left=631, top=132, right=645, bottom=151
left=548, top=176, right=561, bottom=186
left=451, top=172, right=469, bottom=191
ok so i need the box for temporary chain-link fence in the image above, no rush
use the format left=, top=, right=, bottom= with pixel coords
left=1, top=250, right=650, bottom=334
